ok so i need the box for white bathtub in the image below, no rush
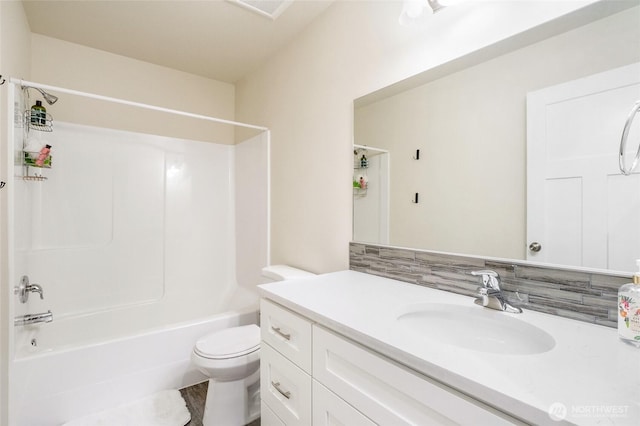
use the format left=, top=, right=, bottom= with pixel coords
left=10, top=308, right=259, bottom=426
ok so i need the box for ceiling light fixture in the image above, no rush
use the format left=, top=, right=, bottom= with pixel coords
left=428, top=0, right=447, bottom=13
left=227, top=0, right=294, bottom=20
left=399, top=0, right=461, bottom=25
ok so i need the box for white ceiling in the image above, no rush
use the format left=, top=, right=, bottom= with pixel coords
left=22, top=0, right=335, bottom=83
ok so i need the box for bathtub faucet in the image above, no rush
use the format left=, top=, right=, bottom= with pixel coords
left=26, top=283, right=44, bottom=300
left=15, top=275, right=45, bottom=303
left=14, top=310, right=53, bottom=326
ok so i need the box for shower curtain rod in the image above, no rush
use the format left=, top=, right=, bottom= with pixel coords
left=10, top=78, right=269, bottom=132
left=353, top=144, right=389, bottom=154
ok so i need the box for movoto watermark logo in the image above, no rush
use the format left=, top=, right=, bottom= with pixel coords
left=548, top=402, right=630, bottom=422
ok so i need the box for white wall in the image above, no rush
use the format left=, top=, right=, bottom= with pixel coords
left=30, top=34, right=236, bottom=144
left=235, top=0, right=605, bottom=273
left=0, top=2, right=31, bottom=424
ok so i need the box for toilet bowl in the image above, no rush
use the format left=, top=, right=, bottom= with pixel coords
left=191, top=265, right=315, bottom=425
left=191, top=324, right=261, bottom=426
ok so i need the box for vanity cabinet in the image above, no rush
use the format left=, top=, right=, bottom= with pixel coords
left=260, top=298, right=524, bottom=426
left=312, top=380, right=376, bottom=426
left=261, top=298, right=312, bottom=373
left=261, top=401, right=285, bottom=426
left=260, top=299, right=313, bottom=426
left=313, top=325, right=523, bottom=425
left=261, top=343, right=312, bottom=426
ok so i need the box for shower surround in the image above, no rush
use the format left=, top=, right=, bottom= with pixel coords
left=10, top=121, right=269, bottom=425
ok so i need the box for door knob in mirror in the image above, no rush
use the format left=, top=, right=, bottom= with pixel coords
left=529, top=242, right=542, bottom=252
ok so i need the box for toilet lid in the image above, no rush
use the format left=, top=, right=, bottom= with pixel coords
left=194, top=324, right=260, bottom=359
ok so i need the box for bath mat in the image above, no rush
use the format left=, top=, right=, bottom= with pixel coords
left=62, top=389, right=191, bottom=426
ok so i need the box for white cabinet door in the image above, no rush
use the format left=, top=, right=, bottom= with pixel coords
left=527, top=62, right=640, bottom=271
left=261, top=299, right=313, bottom=373
left=313, top=380, right=376, bottom=426
left=261, top=342, right=312, bottom=426
left=313, top=325, right=524, bottom=426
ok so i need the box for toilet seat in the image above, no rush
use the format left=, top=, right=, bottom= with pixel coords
left=194, top=324, right=260, bottom=360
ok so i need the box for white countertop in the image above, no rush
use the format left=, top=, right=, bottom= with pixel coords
left=258, top=270, right=640, bottom=426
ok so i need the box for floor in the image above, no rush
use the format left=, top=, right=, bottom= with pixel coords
left=180, top=381, right=260, bottom=426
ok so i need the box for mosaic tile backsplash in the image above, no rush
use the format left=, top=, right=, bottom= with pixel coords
left=350, top=243, right=631, bottom=328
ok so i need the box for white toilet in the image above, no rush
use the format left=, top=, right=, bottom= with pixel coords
left=191, top=265, right=315, bottom=426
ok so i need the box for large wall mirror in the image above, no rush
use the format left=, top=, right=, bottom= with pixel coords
left=353, top=3, right=640, bottom=274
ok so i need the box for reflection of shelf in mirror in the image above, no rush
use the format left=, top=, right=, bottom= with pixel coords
left=353, top=187, right=368, bottom=196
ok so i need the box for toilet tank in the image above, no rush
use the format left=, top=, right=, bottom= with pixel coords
left=260, top=265, right=316, bottom=283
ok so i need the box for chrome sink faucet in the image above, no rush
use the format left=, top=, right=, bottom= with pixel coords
left=470, top=270, right=522, bottom=313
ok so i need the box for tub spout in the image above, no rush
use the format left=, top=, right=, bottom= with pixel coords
left=15, top=310, right=53, bottom=326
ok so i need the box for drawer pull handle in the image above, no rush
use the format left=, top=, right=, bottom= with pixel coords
left=271, top=381, right=291, bottom=399
left=271, top=326, right=291, bottom=340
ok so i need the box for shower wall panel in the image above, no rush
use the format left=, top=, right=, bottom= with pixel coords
left=14, top=122, right=236, bottom=327
left=235, top=132, right=269, bottom=291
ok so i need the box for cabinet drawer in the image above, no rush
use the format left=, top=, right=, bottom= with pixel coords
left=313, top=325, right=524, bottom=426
left=313, top=380, right=376, bottom=426
left=261, top=401, right=285, bottom=426
left=261, top=299, right=312, bottom=373
left=261, top=342, right=312, bottom=426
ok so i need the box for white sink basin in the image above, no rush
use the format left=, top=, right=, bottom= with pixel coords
left=396, top=303, right=555, bottom=355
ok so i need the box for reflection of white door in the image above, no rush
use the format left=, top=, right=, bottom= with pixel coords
left=527, top=63, right=640, bottom=271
